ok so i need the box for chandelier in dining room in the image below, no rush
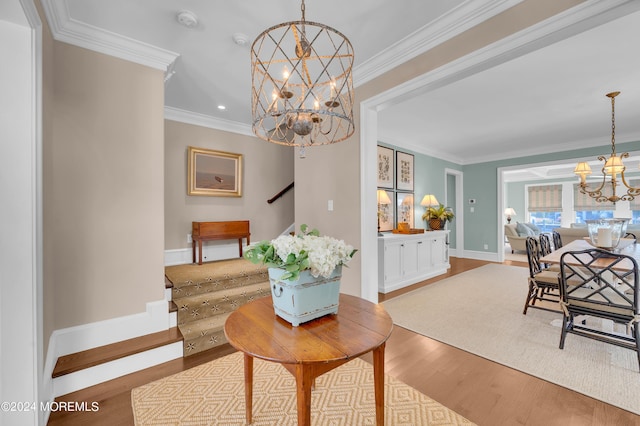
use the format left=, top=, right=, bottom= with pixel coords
left=250, top=0, right=354, bottom=154
left=573, top=91, right=640, bottom=204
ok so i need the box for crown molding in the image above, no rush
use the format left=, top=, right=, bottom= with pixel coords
left=353, top=0, right=524, bottom=87
left=164, top=106, right=254, bottom=136
left=369, top=0, right=640, bottom=165
left=40, top=0, right=179, bottom=75
left=371, top=0, right=640, bottom=114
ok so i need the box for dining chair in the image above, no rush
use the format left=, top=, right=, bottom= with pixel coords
left=558, top=248, right=640, bottom=371
left=523, top=236, right=561, bottom=315
left=552, top=230, right=563, bottom=249
left=538, top=233, right=559, bottom=271
left=539, top=233, right=552, bottom=257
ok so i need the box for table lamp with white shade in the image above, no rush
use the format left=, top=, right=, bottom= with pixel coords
left=504, top=207, right=517, bottom=224
left=420, top=194, right=439, bottom=230
left=377, top=189, right=391, bottom=235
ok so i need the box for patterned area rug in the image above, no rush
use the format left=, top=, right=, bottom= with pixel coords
left=131, top=352, right=476, bottom=425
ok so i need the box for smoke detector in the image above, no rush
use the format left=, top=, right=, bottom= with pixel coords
left=176, top=10, right=198, bottom=28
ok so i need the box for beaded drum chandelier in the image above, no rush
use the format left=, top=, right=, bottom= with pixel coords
left=250, top=0, right=354, bottom=152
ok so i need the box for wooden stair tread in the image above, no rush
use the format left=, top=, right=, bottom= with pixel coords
left=52, top=327, right=183, bottom=378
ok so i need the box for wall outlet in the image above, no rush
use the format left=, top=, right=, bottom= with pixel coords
left=328, top=200, right=334, bottom=211
left=187, top=233, right=192, bottom=243
left=484, top=244, right=489, bottom=250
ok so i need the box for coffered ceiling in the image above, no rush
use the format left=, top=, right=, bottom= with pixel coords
left=40, top=0, right=640, bottom=169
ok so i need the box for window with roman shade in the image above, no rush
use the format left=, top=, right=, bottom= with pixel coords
left=528, top=184, right=562, bottom=212
left=573, top=183, right=615, bottom=211
left=628, top=179, right=640, bottom=210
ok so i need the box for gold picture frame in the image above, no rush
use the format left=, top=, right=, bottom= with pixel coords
left=187, top=146, right=242, bottom=197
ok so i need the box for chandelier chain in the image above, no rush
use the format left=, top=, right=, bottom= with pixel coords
left=611, top=93, right=616, bottom=155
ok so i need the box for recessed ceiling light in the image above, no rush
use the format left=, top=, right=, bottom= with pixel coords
left=232, top=33, right=250, bottom=46
left=176, top=10, right=198, bottom=28
left=217, top=105, right=226, bottom=110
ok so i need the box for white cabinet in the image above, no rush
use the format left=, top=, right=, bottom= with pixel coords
left=429, top=232, right=449, bottom=270
left=381, top=239, right=403, bottom=285
left=378, top=231, right=450, bottom=293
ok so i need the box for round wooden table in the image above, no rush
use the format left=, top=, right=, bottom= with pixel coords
left=224, top=293, right=393, bottom=425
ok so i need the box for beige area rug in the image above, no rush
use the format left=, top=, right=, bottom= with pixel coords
left=504, top=243, right=527, bottom=262
left=383, top=264, right=640, bottom=415
left=131, top=352, right=475, bottom=425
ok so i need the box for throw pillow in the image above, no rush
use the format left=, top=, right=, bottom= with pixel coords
left=516, top=222, right=534, bottom=237
left=523, top=222, right=541, bottom=235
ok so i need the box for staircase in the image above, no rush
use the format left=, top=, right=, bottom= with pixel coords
left=167, top=258, right=270, bottom=356
left=50, top=258, right=269, bottom=399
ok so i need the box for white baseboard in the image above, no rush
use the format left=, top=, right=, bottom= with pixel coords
left=50, top=300, right=170, bottom=357
left=378, top=266, right=450, bottom=293
left=52, top=342, right=183, bottom=397
left=463, top=250, right=499, bottom=262
left=164, top=242, right=246, bottom=266
left=43, top=299, right=175, bottom=401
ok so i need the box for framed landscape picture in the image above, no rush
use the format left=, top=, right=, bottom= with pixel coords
left=377, top=146, right=394, bottom=189
left=396, top=151, right=414, bottom=191
left=396, top=192, right=414, bottom=228
left=187, top=146, right=243, bottom=197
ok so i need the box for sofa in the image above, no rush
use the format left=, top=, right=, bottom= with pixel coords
left=554, top=222, right=640, bottom=246
left=504, top=222, right=541, bottom=253
left=554, top=226, right=588, bottom=245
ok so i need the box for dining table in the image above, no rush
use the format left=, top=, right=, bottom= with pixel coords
left=540, top=238, right=640, bottom=271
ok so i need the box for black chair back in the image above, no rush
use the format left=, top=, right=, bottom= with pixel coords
left=559, top=248, right=640, bottom=370
left=552, top=230, right=563, bottom=249
left=525, top=237, right=543, bottom=278
left=539, top=233, right=552, bottom=257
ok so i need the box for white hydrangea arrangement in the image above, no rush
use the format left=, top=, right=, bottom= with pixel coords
left=244, top=224, right=357, bottom=281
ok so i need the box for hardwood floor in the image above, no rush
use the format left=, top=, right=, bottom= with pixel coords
left=47, top=257, right=640, bottom=425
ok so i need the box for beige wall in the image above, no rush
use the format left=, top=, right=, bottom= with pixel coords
left=164, top=121, right=294, bottom=249
left=44, top=40, right=165, bottom=332
left=38, top=0, right=583, bottom=339
left=294, top=141, right=362, bottom=296
left=294, top=0, right=584, bottom=296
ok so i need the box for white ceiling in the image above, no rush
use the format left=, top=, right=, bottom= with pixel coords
left=40, top=0, right=640, bottom=173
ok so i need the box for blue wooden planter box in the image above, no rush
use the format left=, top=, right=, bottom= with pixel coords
left=267, top=265, right=342, bottom=326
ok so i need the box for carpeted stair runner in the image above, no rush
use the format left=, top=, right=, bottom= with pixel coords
left=165, top=258, right=270, bottom=356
